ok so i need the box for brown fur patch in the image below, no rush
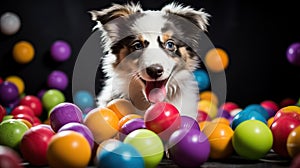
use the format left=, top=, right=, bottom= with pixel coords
left=113, top=46, right=130, bottom=67
left=161, top=31, right=173, bottom=42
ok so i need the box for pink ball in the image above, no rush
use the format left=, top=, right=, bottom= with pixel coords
left=47, top=70, right=69, bottom=91
left=0, top=145, right=23, bottom=168
left=20, top=125, right=55, bottom=166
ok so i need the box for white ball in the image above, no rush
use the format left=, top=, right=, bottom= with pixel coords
left=0, top=12, right=21, bottom=35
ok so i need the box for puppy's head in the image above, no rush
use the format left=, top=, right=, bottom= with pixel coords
left=90, top=3, right=209, bottom=103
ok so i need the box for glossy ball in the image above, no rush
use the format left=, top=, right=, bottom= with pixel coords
left=144, top=102, right=181, bottom=141
left=199, top=91, right=219, bottom=106
left=47, top=70, right=68, bottom=91
left=97, top=141, right=144, bottom=168
left=196, top=110, right=211, bottom=122
left=286, top=42, right=300, bottom=66
left=232, top=120, right=273, bottom=160
left=0, top=145, right=23, bottom=168
left=244, top=104, right=269, bottom=119
left=205, top=48, right=229, bottom=72
left=287, top=125, right=300, bottom=158
left=119, top=118, right=146, bottom=140
left=20, top=125, right=55, bottom=166
left=180, top=115, right=200, bottom=130
left=49, top=102, right=83, bottom=132
left=107, top=98, right=136, bottom=119
left=168, top=128, right=210, bottom=167
left=84, top=107, right=119, bottom=144
left=124, top=129, right=164, bottom=168
left=193, top=69, right=210, bottom=91
left=219, top=102, right=239, bottom=113
left=50, top=40, right=71, bottom=62
left=271, top=116, right=300, bottom=157
left=42, top=89, right=65, bottom=111
left=273, top=105, right=300, bottom=122
left=231, top=109, right=267, bottom=130
left=11, top=105, right=35, bottom=117
left=19, top=95, right=43, bottom=117
left=12, top=41, right=35, bottom=64
left=73, top=90, right=94, bottom=111
left=118, top=114, right=142, bottom=130
left=198, top=100, right=218, bottom=119
left=260, top=100, right=279, bottom=118
left=58, top=122, right=94, bottom=149
left=5, top=75, right=24, bottom=94
left=0, top=119, right=28, bottom=149
left=47, top=131, right=91, bottom=168
left=202, top=122, right=234, bottom=159
left=0, top=81, right=19, bottom=104
left=0, top=12, right=21, bottom=35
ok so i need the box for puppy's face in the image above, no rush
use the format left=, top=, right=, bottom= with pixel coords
left=90, top=3, right=209, bottom=103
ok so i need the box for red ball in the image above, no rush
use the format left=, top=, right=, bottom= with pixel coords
left=20, top=125, right=55, bottom=166
left=260, top=100, right=279, bottom=112
left=20, top=95, right=43, bottom=117
left=13, top=114, right=34, bottom=125
left=271, top=116, right=300, bottom=157
left=11, top=105, right=35, bottom=118
left=32, top=116, right=42, bottom=126
left=0, top=105, right=6, bottom=122
left=197, top=110, right=211, bottom=122
left=0, top=145, right=23, bottom=168
left=144, top=102, right=181, bottom=141
left=273, top=106, right=300, bottom=122
left=219, top=102, right=239, bottom=113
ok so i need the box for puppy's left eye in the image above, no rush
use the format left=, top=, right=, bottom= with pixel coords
left=165, top=40, right=176, bottom=51
left=131, top=41, right=144, bottom=50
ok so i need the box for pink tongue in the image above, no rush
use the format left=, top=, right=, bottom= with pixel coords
left=145, top=81, right=166, bottom=103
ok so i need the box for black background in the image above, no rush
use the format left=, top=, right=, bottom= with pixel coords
left=0, top=0, right=299, bottom=108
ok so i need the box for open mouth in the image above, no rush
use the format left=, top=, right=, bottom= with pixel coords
left=139, top=77, right=168, bottom=103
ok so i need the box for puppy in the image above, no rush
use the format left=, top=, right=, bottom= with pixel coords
left=90, top=2, right=209, bottom=119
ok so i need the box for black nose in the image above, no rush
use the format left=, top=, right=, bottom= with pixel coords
left=146, top=64, right=164, bottom=79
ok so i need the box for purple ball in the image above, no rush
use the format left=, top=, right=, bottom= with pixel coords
left=217, top=109, right=231, bottom=119
left=37, top=89, right=46, bottom=100
left=49, top=102, right=83, bottom=132
left=58, top=122, right=94, bottom=149
left=168, top=129, right=210, bottom=168
left=50, top=40, right=71, bottom=62
left=286, top=42, right=300, bottom=66
left=0, top=81, right=19, bottom=104
left=47, top=70, right=68, bottom=91
left=180, top=116, right=200, bottom=130
left=120, top=118, right=146, bottom=140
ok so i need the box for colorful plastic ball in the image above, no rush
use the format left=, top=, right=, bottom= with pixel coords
left=37, top=89, right=46, bottom=99
left=202, top=122, right=234, bottom=159
left=107, top=98, right=136, bottom=119
left=199, top=91, right=218, bottom=106
left=19, top=95, right=43, bottom=117
left=196, top=110, right=211, bottom=122
left=273, top=105, right=300, bottom=122
left=286, top=42, right=300, bottom=66
left=50, top=40, right=71, bottom=62
left=0, top=105, right=6, bottom=122
left=47, top=131, right=91, bottom=168
left=0, top=12, right=21, bottom=35
left=11, top=105, right=35, bottom=117
left=118, top=114, right=142, bottom=130
left=73, top=90, right=95, bottom=111
left=168, top=128, right=210, bottom=167
left=260, top=100, right=279, bottom=117
left=0, top=145, right=23, bottom=168
left=229, top=108, right=243, bottom=117
left=144, top=102, right=181, bottom=141
left=0, top=81, right=19, bottom=104
left=12, top=41, right=35, bottom=64
left=20, top=125, right=55, bottom=166
left=0, top=119, right=28, bottom=149
left=205, top=48, right=229, bottom=72
left=97, top=141, right=144, bottom=168
left=124, top=129, right=164, bottom=168
left=49, top=102, right=83, bottom=132
left=47, top=70, right=69, bottom=91
left=267, top=117, right=274, bottom=128
left=198, top=100, right=218, bottom=119
left=271, top=115, right=300, bottom=157
left=244, top=104, right=269, bottom=119
left=84, top=107, right=119, bottom=144
left=120, top=118, right=145, bottom=137
left=12, top=113, right=34, bottom=125
left=180, top=115, right=200, bottom=130
left=219, top=102, right=239, bottom=113
left=193, top=69, right=210, bottom=91
left=232, top=120, right=273, bottom=160
left=5, top=75, right=24, bottom=94
left=287, top=125, right=300, bottom=157
left=42, top=89, right=65, bottom=111
left=58, top=122, right=94, bottom=149
left=231, top=109, right=267, bottom=130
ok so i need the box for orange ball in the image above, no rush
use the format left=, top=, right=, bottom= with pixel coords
left=199, top=91, right=219, bottom=106
left=198, top=121, right=211, bottom=131
left=202, top=122, right=234, bottom=159
left=205, top=48, right=229, bottom=72
left=106, top=99, right=136, bottom=119
left=267, top=117, right=274, bottom=128
left=287, top=126, right=300, bottom=158
left=84, top=107, right=119, bottom=144
left=117, top=114, right=142, bottom=130
left=47, top=131, right=91, bottom=168
left=13, top=41, right=35, bottom=64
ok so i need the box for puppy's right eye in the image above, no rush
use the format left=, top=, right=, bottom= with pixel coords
left=131, top=41, right=144, bottom=50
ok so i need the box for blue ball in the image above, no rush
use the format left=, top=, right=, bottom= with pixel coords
left=193, top=69, right=210, bottom=91
left=231, top=110, right=267, bottom=130
left=244, top=104, right=269, bottom=119
left=73, top=90, right=94, bottom=111
left=97, top=142, right=144, bottom=168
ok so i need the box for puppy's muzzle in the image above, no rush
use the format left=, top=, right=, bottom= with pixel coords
left=146, top=64, right=164, bottom=79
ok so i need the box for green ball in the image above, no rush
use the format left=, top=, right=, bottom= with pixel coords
left=232, top=120, right=273, bottom=160
left=0, top=119, right=28, bottom=149
left=42, top=89, right=65, bottom=111
left=124, top=129, right=164, bottom=168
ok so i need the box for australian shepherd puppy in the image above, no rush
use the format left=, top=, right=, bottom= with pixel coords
left=90, top=2, right=209, bottom=119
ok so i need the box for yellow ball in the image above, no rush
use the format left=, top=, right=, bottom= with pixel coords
left=47, top=131, right=91, bottom=168
left=205, top=48, right=229, bottom=72
left=198, top=100, right=218, bottom=119
left=199, top=91, right=219, bottom=106
left=13, top=41, right=35, bottom=64
left=5, top=75, right=25, bottom=94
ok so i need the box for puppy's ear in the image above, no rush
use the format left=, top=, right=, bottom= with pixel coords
left=89, top=3, right=142, bottom=25
left=162, top=3, right=210, bottom=31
